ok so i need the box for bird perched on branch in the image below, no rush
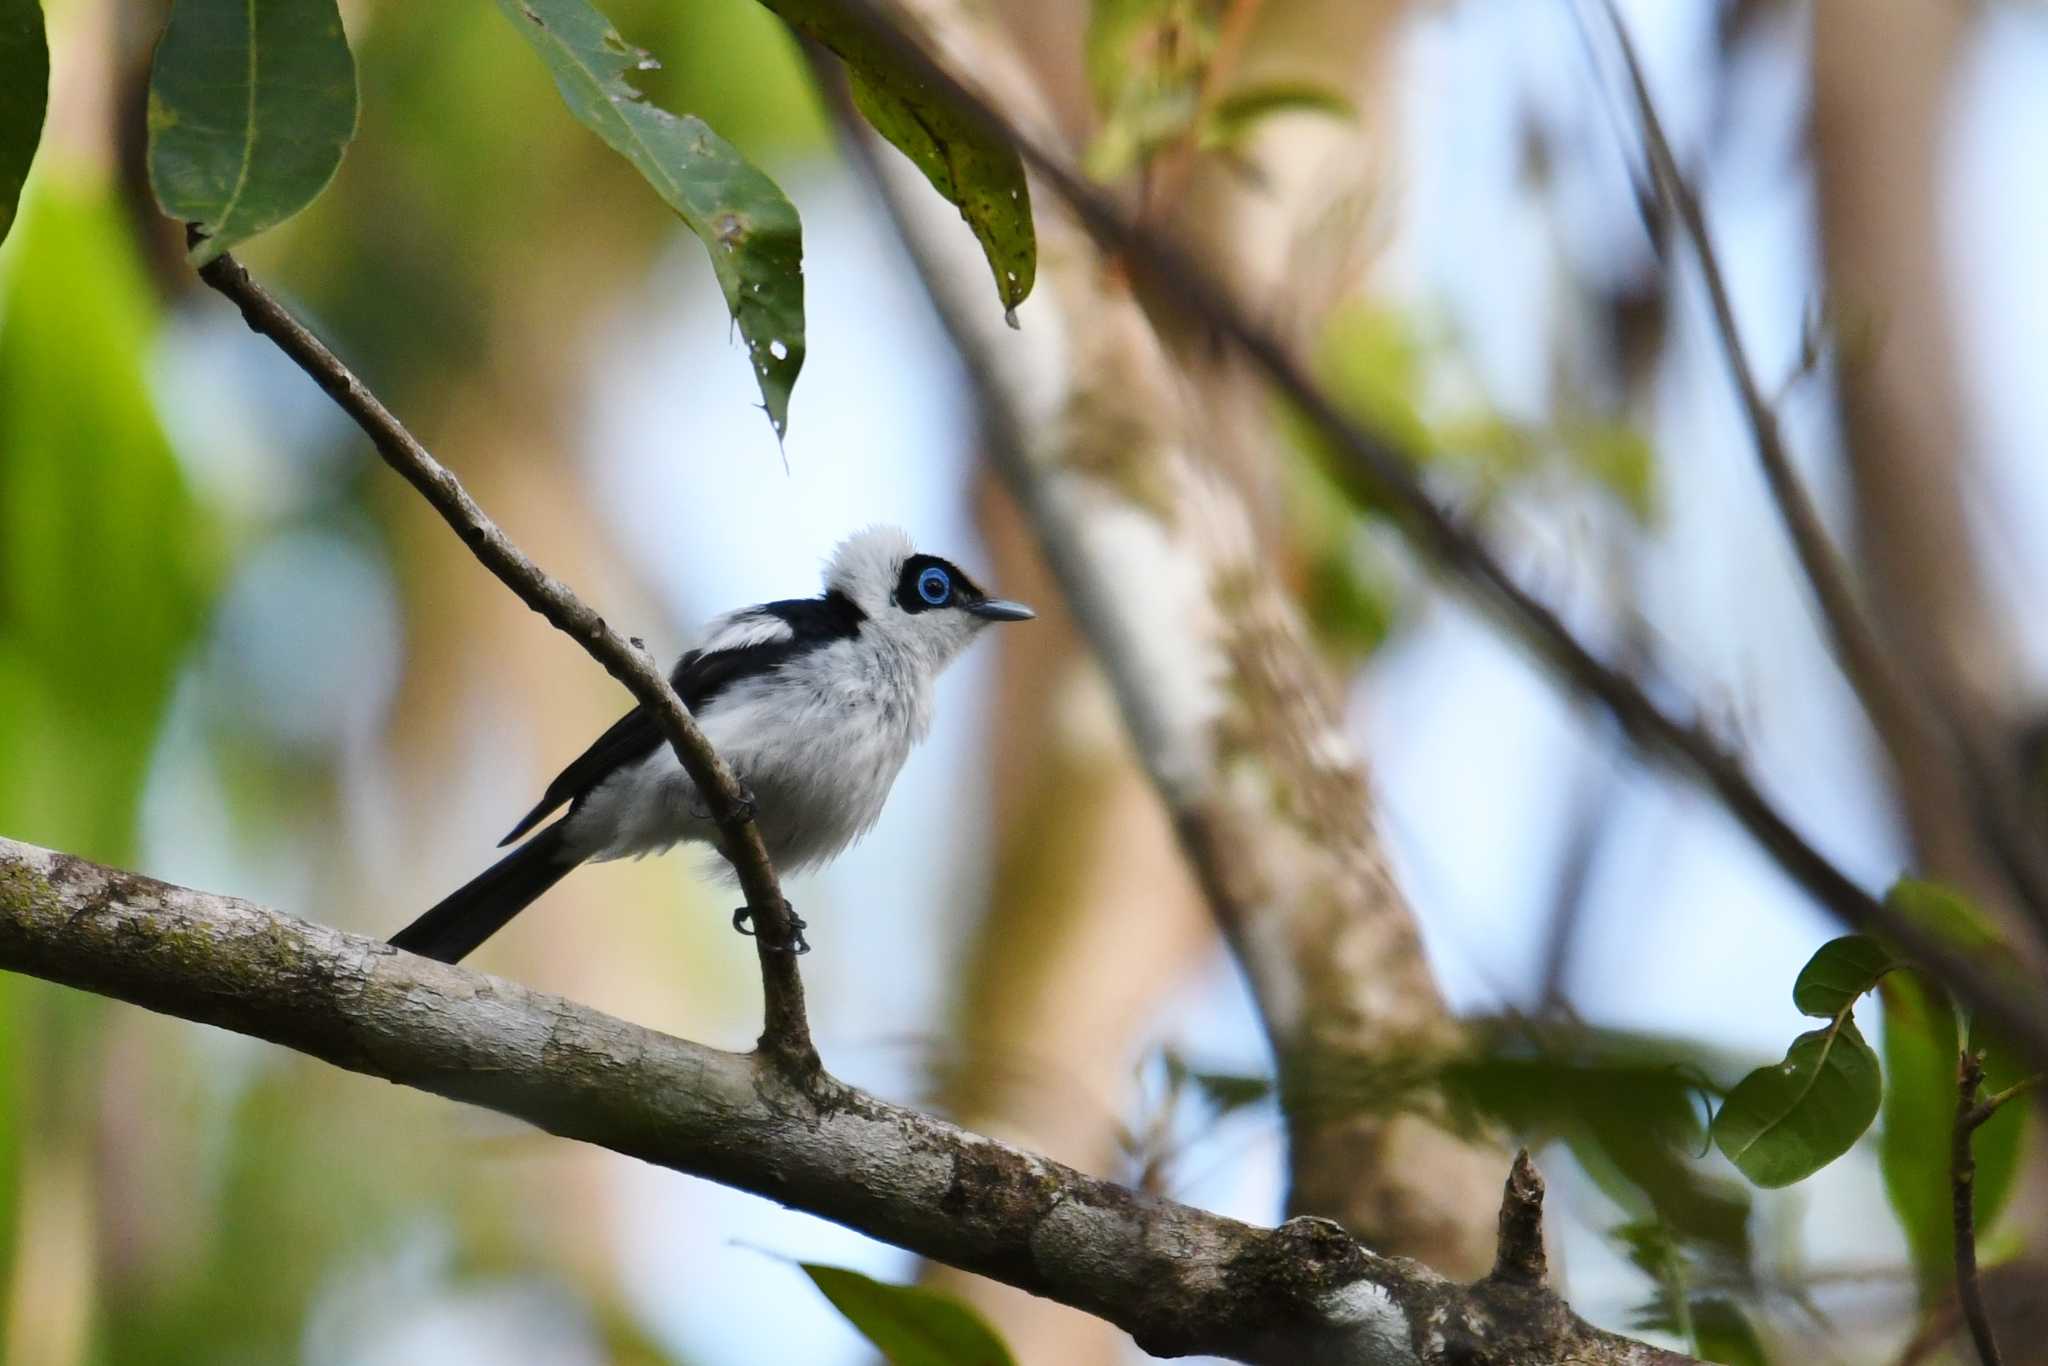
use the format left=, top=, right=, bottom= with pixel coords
left=390, top=526, right=1034, bottom=964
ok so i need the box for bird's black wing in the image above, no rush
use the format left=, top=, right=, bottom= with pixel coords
left=495, top=597, right=864, bottom=847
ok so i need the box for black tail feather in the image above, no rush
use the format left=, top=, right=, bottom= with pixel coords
left=391, top=823, right=579, bottom=964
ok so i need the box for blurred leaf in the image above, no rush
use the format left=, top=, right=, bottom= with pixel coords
left=0, top=0, right=45, bottom=244
left=1187, top=1068, right=1273, bottom=1118
left=1303, top=545, right=1396, bottom=659
left=1691, top=1297, right=1769, bottom=1366
left=1883, top=876, right=2002, bottom=954
left=1558, top=417, right=1657, bottom=522
left=1082, top=0, right=1208, bottom=178
left=1440, top=1039, right=1749, bottom=1256
left=802, top=1264, right=1017, bottom=1366
left=1712, top=1016, right=1880, bottom=1188
left=1790, top=935, right=1897, bottom=1018
left=0, top=185, right=215, bottom=862
left=496, top=0, right=806, bottom=437
left=1879, top=968, right=2028, bottom=1304
left=1200, top=81, right=1354, bottom=151
left=761, top=0, right=1035, bottom=314
left=147, top=0, right=359, bottom=265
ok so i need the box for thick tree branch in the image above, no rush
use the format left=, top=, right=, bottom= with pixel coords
left=0, top=836, right=1696, bottom=1365
left=809, top=0, right=2048, bottom=1073
left=189, top=251, right=814, bottom=1069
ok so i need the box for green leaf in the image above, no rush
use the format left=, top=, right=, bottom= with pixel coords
left=496, top=0, right=805, bottom=437
left=801, top=1264, right=1017, bottom=1366
left=1201, top=81, right=1354, bottom=151
left=1790, top=935, right=1897, bottom=1019
left=1558, top=417, right=1657, bottom=522
left=146, top=0, right=358, bottom=265
left=759, top=0, right=1034, bottom=315
left=1691, top=1297, right=1769, bottom=1366
left=0, top=0, right=47, bottom=245
left=1712, top=1017, right=1881, bottom=1188
left=1883, top=876, right=2002, bottom=954
left=1879, top=969, right=2028, bottom=1304
left=0, top=183, right=216, bottom=864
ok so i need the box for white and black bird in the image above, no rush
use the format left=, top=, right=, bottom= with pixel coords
left=390, top=527, right=1034, bottom=964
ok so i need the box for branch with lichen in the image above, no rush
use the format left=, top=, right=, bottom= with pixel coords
left=0, top=835, right=1696, bottom=1366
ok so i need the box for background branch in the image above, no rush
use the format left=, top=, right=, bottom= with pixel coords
left=840, top=1, right=1510, bottom=1272
left=0, top=836, right=1699, bottom=1366
left=813, top=0, right=2048, bottom=1073
left=189, top=251, right=815, bottom=1068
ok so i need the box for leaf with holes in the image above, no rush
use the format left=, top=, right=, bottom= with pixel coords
left=802, top=1264, right=1016, bottom=1366
left=146, top=0, right=358, bottom=264
left=1790, top=935, right=1897, bottom=1019
left=1712, top=1016, right=1881, bottom=1188
left=498, top=0, right=805, bottom=437
left=758, top=0, right=1034, bottom=316
left=0, top=0, right=47, bottom=245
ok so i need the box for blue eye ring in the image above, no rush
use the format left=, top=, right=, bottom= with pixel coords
left=917, top=566, right=952, bottom=606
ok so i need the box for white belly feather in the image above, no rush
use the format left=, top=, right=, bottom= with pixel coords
left=562, top=637, right=930, bottom=873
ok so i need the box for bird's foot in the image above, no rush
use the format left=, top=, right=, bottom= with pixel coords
left=731, top=901, right=810, bottom=955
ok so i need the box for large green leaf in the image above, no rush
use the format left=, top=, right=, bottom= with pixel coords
left=0, top=186, right=215, bottom=862
left=0, top=0, right=46, bottom=244
left=497, top=0, right=805, bottom=437
left=1712, top=1017, right=1881, bottom=1188
left=1790, top=935, right=1897, bottom=1018
left=146, top=0, right=358, bottom=264
left=801, top=1264, right=1016, bottom=1366
left=1879, top=968, right=2027, bottom=1304
left=0, top=181, right=217, bottom=1323
left=758, top=0, right=1034, bottom=316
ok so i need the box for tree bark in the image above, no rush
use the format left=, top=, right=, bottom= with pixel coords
left=0, top=835, right=1697, bottom=1366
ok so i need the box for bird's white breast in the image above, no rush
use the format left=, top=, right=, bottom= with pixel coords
left=566, top=635, right=932, bottom=871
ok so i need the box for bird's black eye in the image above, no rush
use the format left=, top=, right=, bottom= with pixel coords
left=917, top=565, right=952, bottom=606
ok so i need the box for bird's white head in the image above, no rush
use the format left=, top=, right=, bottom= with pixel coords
left=824, top=525, right=1035, bottom=669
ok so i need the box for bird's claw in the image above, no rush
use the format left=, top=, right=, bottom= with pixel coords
left=731, top=901, right=809, bottom=955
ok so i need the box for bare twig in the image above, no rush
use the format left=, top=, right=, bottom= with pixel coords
left=0, top=836, right=1701, bottom=1366
left=1953, top=1050, right=2005, bottom=1366
left=1588, top=0, right=2048, bottom=932
left=190, top=251, right=815, bottom=1072
left=809, top=0, right=2048, bottom=1071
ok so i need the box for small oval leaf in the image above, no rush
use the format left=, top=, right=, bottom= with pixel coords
left=1790, top=935, right=1897, bottom=1018
left=147, top=0, right=358, bottom=264
left=762, top=1, right=1035, bottom=313
left=497, top=0, right=804, bottom=438
left=802, top=1263, right=1017, bottom=1366
left=0, top=0, right=47, bottom=245
left=1712, top=1016, right=1881, bottom=1188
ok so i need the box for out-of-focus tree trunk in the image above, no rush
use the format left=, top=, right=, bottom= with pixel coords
left=1811, top=1, right=2024, bottom=915
left=874, top=0, right=1506, bottom=1290
left=922, top=477, right=1216, bottom=1366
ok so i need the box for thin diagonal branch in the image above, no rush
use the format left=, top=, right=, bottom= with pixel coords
left=1588, top=0, right=2048, bottom=930
left=805, top=0, right=2048, bottom=1072
left=0, top=836, right=1699, bottom=1366
left=190, top=251, right=815, bottom=1071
